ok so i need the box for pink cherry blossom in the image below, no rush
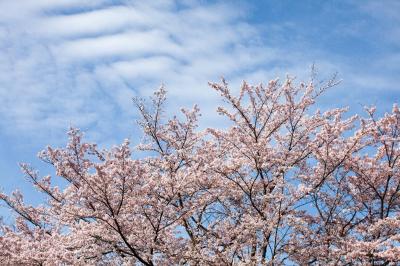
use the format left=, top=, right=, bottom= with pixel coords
left=1, top=76, right=399, bottom=265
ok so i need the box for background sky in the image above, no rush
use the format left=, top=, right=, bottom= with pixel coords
left=0, top=0, right=399, bottom=215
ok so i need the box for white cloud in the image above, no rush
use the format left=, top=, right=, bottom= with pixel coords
left=0, top=0, right=279, bottom=145
left=36, top=6, right=142, bottom=37
left=54, top=30, right=182, bottom=61
left=1, top=0, right=397, bottom=147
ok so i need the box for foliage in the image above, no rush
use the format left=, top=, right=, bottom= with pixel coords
left=1, top=76, right=399, bottom=265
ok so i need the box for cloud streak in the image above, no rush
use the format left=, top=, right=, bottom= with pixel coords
left=0, top=1, right=276, bottom=143
left=0, top=0, right=398, bottom=146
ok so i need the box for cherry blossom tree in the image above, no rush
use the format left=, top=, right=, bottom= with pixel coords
left=0, top=75, right=399, bottom=265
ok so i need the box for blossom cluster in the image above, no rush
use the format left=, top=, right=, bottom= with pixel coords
left=1, top=77, right=399, bottom=265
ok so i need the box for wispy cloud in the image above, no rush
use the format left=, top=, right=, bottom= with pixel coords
left=0, top=1, right=279, bottom=144
left=0, top=0, right=398, bottom=146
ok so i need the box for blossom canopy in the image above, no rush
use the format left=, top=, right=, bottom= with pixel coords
left=1, top=76, right=399, bottom=265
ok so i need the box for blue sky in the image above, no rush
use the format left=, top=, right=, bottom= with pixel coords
left=0, top=0, right=399, bottom=213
